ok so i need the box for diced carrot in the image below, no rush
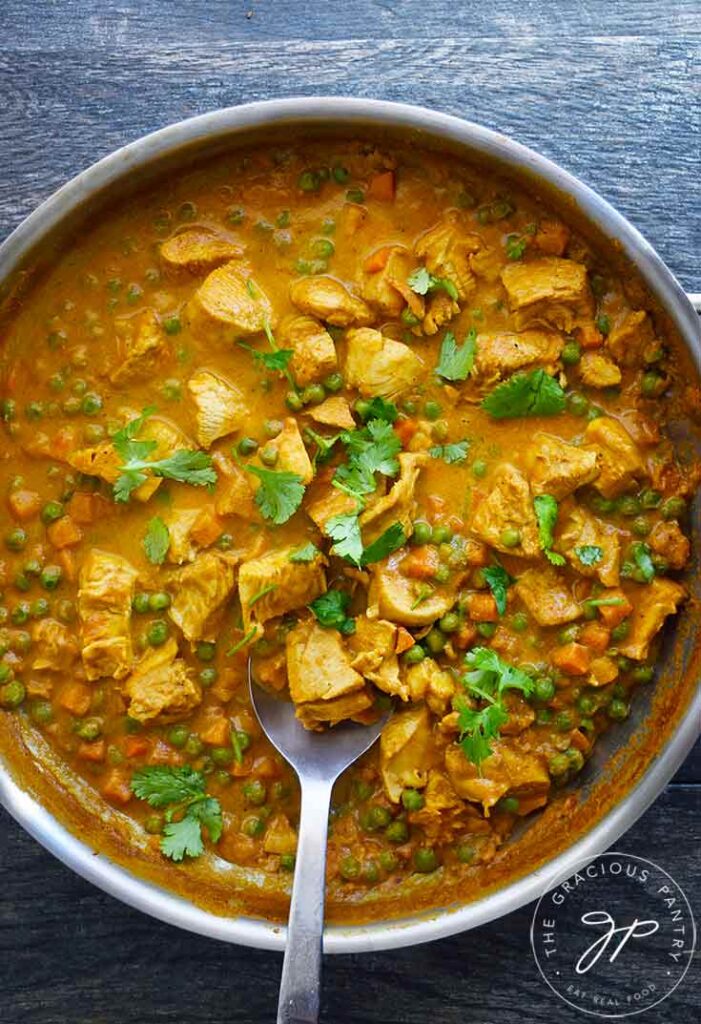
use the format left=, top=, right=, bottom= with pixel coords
left=551, top=642, right=592, bottom=676
left=148, top=739, right=182, bottom=765
left=589, top=655, right=619, bottom=687
left=465, top=592, right=499, bottom=623
left=597, top=590, right=633, bottom=627
left=363, top=245, right=393, bottom=273
left=368, top=170, right=396, bottom=202
left=7, top=489, right=41, bottom=522
left=190, top=506, right=223, bottom=547
left=101, top=770, right=133, bottom=805
left=579, top=621, right=611, bottom=654
left=402, top=546, right=441, bottom=580
left=230, top=754, right=253, bottom=777
left=395, top=626, right=415, bottom=654
left=47, top=515, right=83, bottom=549
left=394, top=418, right=417, bottom=448
left=462, top=540, right=489, bottom=568
left=124, top=735, right=151, bottom=758
left=570, top=729, right=591, bottom=753
left=58, top=682, right=92, bottom=716
left=77, top=740, right=106, bottom=763
left=56, top=548, right=76, bottom=581
left=199, top=712, right=230, bottom=747
left=67, top=492, right=96, bottom=524
left=50, top=426, right=80, bottom=460
left=453, top=622, right=478, bottom=650
left=534, top=219, right=570, bottom=256
left=577, top=322, right=604, bottom=350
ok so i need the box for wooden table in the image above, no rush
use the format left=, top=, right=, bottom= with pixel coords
left=1, top=3, right=698, bottom=1021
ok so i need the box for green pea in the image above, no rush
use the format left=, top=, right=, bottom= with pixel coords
left=439, top=612, right=460, bottom=633
left=641, top=371, right=664, bottom=397
left=185, top=735, right=204, bottom=756
left=83, top=423, right=105, bottom=444
left=144, top=813, right=164, bottom=835
left=312, top=238, right=334, bottom=260
left=148, top=591, right=171, bottom=612
left=132, top=592, right=150, bottom=614
left=354, top=398, right=371, bottom=420
left=471, top=459, right=487, bottom=478
left=401, top=307, right=420, bottom=327
left=410, top=520, right=431, bottom=546
left=237, top=436, right=259, bottom=456
left=147, top=619, right=169, bottom=646
left=434, top=565, right=451, bottom=584
left=227, top=206, right=245, bottom=225
left=511, top=612, right=528, bottom=633
left=534, top=677, right=556, bottom=703
left=401, top=788, right=425, bottom=812
left=385, top=820, right=409, bottom=844
left=631, top=515, right=651, bottom=537
left=62, top=396, right=82, bottom=416
left=577, top=694, right=596, bottom=715
left=199, top=667, right=218, bottom=687
left=11, top=602, right=30, bottom=625
left=431, top=524, right=452, bottom=544
left=608, top=699, right=629, bottom=720
left=661, top=496, right=686, bottom=520
left=590, top=495, right=615, bottom=514
left=168, top=724, right=189, bottom=748
left=243, top=780, right=267, bottom=806
left=361, top=804, right=392, bottom=831
left=216, top=533, right=234, bottom=551
left=566, top=747, right=585, bottom=772
left=345, top=188, right=365, bottom=204
left=425, top=628, right=446, bottom=654
left=455, top=842, right=475, bottom=864
left=260, top=446, right=279, bottom=467
left=5, top=528, right=28, bottom=552
left=241, top=815, right=265, bottom=838
left=567, top=391, right=589, bottom=417
left=298, top=170, right=321, bottom=192
left=332, top=165, right=349, bottom=184
left=401, top=644, right=426, bottom=668
left=302, top=384, right=325, bottom=406
left=558, top=624, right=580, bottom=645
left=362, top=860, right=380, bottom=884
left=211, top=746, right=234, bottom=767
left=1, top=398, right=17, bottom=421
left=285, top=391, right=304, bottom=412
left=14, top=572, right=30, bottom=593
left=499, top=527, right=521, bottom=548
left=0, top=680, right=25, bottom=709
left=24, top=401, right=45, bottom=421
left=81, top=392, right=103, bottom=416
left=548, top=753, right=571, bottom=777
left=41, top=500, right=64, bottom=525
left=476, top=622, right=497, bottom=639
left=322, top=372, right=344, bottom=393
left=161, top=377, right=182, bottom=401
left=30, top=598, right=50, bottom=619
left=535, top=708, right=553, bottom=725
left=280, top=853, right=296, bottom=871
left=353, top=779, right=373, bottom=801
left=0, top=663, right=13, bottom=684
left=196, top=641, right=216, bottom=662
left=640, top=488, right=662, bottom=509
left=379, top=850, right=399, bottom=873
left=264, top=419, right=283, bottom=438
left=617, top=495, right=641, bottom=517
left=497, top=796, right=520, bottom=814
left=423, top=400, right=442, bottom=421
left=40, top=565, right=62, bottom=590
left=413, top=848, right=439, bottom=874
left=632, top=665, right=654, bottom=684
left=587, top=405, right=604, bottom=422
left=30, top=699, right=53, bottom=725
left=340, top=855, right=361, bottom=880
left=555, top=710, right=575, bottom=732
left=232, top=729, right=251, bottom=756
left=561, top=340, right=581, bottom=365
left=75, top=717, right=102, bottom=741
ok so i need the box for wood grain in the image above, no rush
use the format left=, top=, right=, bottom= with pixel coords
left=0, top=2, right=699, bottom=1020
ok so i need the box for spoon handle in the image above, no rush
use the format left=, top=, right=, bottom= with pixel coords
left=277, top=775, right=334, bottom=1024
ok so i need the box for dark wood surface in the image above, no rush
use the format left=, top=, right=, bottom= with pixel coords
left=0, top=2, right=699, bottom=1021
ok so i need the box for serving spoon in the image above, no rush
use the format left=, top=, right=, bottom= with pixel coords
left=248, top=663, right=389, bottom=1024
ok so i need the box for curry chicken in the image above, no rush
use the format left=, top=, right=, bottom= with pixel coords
left=0, top=141, right=696, bottom=897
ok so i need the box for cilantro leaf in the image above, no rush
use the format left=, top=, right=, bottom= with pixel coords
left=246, top=466, right=305, bottom=525
left=360, top=523, right=406, bottom=565
left=309, top=589, right=355, bottom=634
left=161, top=814, right=205, bottom=862
left=360, top=397, right=399, bottom=424
left=464, top=646, right=535, bottom=700
left=239, top=342, right=293, bottom=374
left=333, top=418, right=401, bottom=500
left=505, top=234, right=527, bottom=261
left=481, top=369, right=566, bottom=420
left=303, top=428, right=340, bottom=465
left=187, top=796, right=223, bottom=844
left=533, top=494, right=566, bottom=566
left=576, top=545, right=603, bottom=566
left=458, top=647, right=535, bottom=766
left=632, top=542, right=656, bottom=583
left=131, top=765, right=206, bottom=808
left=289, top=542, right=320, bottom=563
left=435, top=329, right=477, bottom=382
left=408, top=266, right=458, bottom=301
left=112, top=405, right=157, bottom=459
left=458, top=701, right=509, bottom=767
left=482, top=565, right=514, bottom=616
left=429, top=440, right=470, bottom=464
left=326, top=510, right=364, bottom=565
left=142, top=516, right=170, bottom=565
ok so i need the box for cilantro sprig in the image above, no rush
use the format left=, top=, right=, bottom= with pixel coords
left=533, top=494, right=565, bottom=566
left=142, top=515, right=170, bottom=565
left=575, top=545, right=603, bottom=566
left=457, top=647, right=535, bottom=766
left=435, top=329, right=477, bottom=382
left=112, top=407, right=216, bottom=502
left=131, top=766, right=222, bottom=862
left=429, top=440, right=470, bottom=465
left=408, top=266, right=459, bottom=301
left=481, top=369, right=566, bottom=420
left=246, top=465, right=305, bottom=525
left=289, top=542, right=321, bottom=563
left=309, top=589, right=356, bottom=635
left=482, top=564, right=514, bottom=616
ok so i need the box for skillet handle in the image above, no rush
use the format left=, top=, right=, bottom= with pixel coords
left=277, top=775, right=334, bottom=1024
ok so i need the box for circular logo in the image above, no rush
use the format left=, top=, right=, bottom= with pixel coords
left=531, top=852, right=696, bottom=1018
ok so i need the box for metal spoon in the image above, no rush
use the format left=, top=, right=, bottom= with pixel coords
left=248, top=662, right=388, bottom=1024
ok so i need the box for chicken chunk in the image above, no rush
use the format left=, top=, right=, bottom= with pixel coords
left=422, top=291, right=460, bottom=336
left=501, top=257, right=593, bottom=332
left=361, top=245, right=413, bottom=317
left=648, top=520, right=690, bottom=570
left=359, top=452, right=428, bottom=543
left=607, top=310, right=656, bottom=367
left=380, top=704, right=437, bottom=802
left=78, top=549, right=138, bottom=681
left=515, top=566, right=582, bottom=626
left=160, top=227, right=243, bottom=276
left=474, top=329, right=562, bottom=378
left=344, top=328, right=424, bottom=400
left=579, top=351, right=622, bottom=388
left=306, top=396, right=356, bottom=430
left=525, top=433, right=601, bottom=500
left=470, top=464, right=540, bottom=557
left=279, top=314, right=338, bottom=387
left=405, top=657, right=456, bottom=715
left=445, top=740, right=550, bottom=816
left=408, top=770, right=489, bottom=843
left=289, top=276, right=373, bottom=327
left=584, top=417, right=646, bottom=498
left=167, top=551, right=237, bottom=641
left=296, top=689, right=375, bottom=730
left=617, top=578, right=686, bottom=661
left=414, top=211, right=481, bottom=301
left=306, top=485, right=358, bottom=533
left=186, top=262, right=274, bottom=341
left=556, top=505, right=621, bottom=587
left=110, top=309, right=169, bottom=386
left=187, top=369, right=248, bottom=448
left=262, top=814, right=298, bottom=856
left=368, top=551, right=459, bottom=626
left=348, top=616, right=406, bottom=699
left=162, top=508, right=201, bottom=564
left=31, top=618, right=79, bottom=672
left=261, top=417, right=314, bottom=484
left=238, top=546, right=326, bottom=636
left=123, top=638, right=201, bottom=723
left=212, top=452, right=257, bottom=520
left=286, top=619, right=371, bottom=728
